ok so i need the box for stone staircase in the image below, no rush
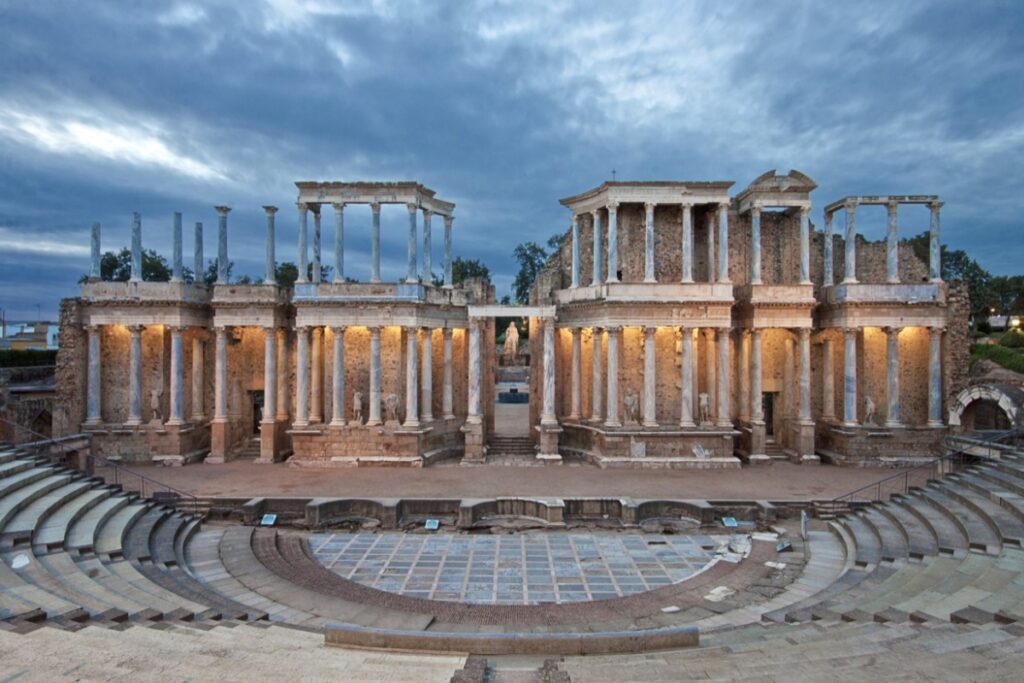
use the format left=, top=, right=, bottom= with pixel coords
left=487, top=436, right=535, bottom=457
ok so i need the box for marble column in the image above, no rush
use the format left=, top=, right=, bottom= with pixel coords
left=311, top=206, right=322, bottom=284
left=190, top=335, right=204, bottom=422
left=717, top=203, right=730, bottom=283
left=443, top=216, right=454, bottom=288
left=367, top=326, right=382, bottom=425
left=823, top=210, right=833, bottom=287
left=704, top=329, right=717, bottom=423
left=216, top=206, right=230, bottom=284
left=90, top=222, right=101, bottom=280
left=276, top=330, right=289, bottom=422
left=569, top=327, right=581, bottom=420
left=706, top=212, right=716, bottom=283
left=716, top=328, right=731, bottom=427
left=885, top=326, right=902, bottom=427
left=263, top=327, right=277, bottom=425
left=606, top=203, right=619, bottom=282
left=591, top=210, right=602, bottom=285
left=214, top=327, right=228, bottom=423
left=294, top=327, right=309, bottom=427
left=886, top=201, right=899, bottom=284
left=822, top=339, right=835, bottom=421
left=798, top=328, right=811, bottom=423
left=420, top=328, right=433, bottom=423
left=332, top=202, right=345, bottom=282
left=644, top=203, right=656, bottom=282
left=750, top=329, right=763, bottom=422
left=422, top=209, right=432, bottom=283
left=929, top=201, right=943, bottom=282
left=681, top=203, right=694, bottom=283
left=404, top=327, right=419, bottom=428
left=570, top=215, right=580, bottom=288
left=297, top=203, right=309, bottom=284
left=370, top=203, right=382, bottom=283
left=928, top=327, right=943, bottom=426
left=442, top=328, right=454, bottom=419
left=406, top=203, right=418, bottom=283
left=330, top=327, right=345, bottom=426
left=127, top=326, right=142, bottom=426
left=541, top=318, right=557, bottom=426
left=467, top=321, right=481, bottom=425
left=264, top=206, right=277, bottom=284
left=590, top=327, right=603, bottom=422
left=130, top=212, right=142, bottom=283
left=843, top=327, right=858, bottom=425
left=310, top=327, right=323, bottom=422
left=738, top=331, right=750, bottom=423
left=171, top=212, right=183, bottom=282
left=783, top=338, right=795, bottom=420
left=193, top=222, right=204, bottom=280
left=679, top=327, right=695, bottom=428
left=842, top=200, right=857, bottom=284
left=167, top=326, right=184, bottom=425
left=642, top=326, right=657, bottom=426
left=799, top=207, right=811, bottom=285
left=605, top=327, right=621, bottom=427
left=750, top=206, right=762, bottom=285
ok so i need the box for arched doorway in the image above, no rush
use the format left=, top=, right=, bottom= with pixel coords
left=948, top=384, right=1023, bottom=433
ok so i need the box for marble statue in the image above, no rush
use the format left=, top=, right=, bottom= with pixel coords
left=150, top=389, right=162, bottom=424
left=864, top=395, right=877, bottom=426
left=383, top=393, right=400, bottom=424
left=503, top=321, right=520, bottom=360
left=351, top=391, right=363, bottom=426
left=698, top=392, right=711, bottom=425
left=623, top=390, right=640, bottom=425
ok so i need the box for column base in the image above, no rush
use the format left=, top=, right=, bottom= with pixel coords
left=642, top=420, right=658, bottom=428
left=927, top=420, right=945, bottom=428
left=749, top=420, right=766, bottom=461
left=537, top=424, right=562, bottom=461
left=461, top=421, right=485, bottom=463
left=125, top=418, right=142, bottom=427
left=794, top=421, right=817, bottom=464
left=209, top=419, right=231, bottom=464
left=259, top=420, right=280, bottom=463
left=604, top=419, right=622, bottom=428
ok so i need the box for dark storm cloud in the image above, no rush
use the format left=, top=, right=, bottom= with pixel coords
left=0, top=0, right=1021, bottom=320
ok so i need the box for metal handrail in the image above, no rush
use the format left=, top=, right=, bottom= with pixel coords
left=0, top=417, right=78, bottom=462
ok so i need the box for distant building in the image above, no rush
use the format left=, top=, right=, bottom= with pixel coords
left=0, top=322, right=59, bottom=350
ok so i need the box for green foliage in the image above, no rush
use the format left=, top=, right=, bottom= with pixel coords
left=0, top=349, right=57, bottom=367
left=431, top=257, right=492, bottom=287
left=971, top=343, right=1024, bottom=374
left=905, top=232, right=997, bottom=324
left=511, top=241, right=549, bottom=304
left=80, top=248, right=174, bottom=283
left=999, top=328, right=1024, bottom=348
left=275, top=262, right=299, bottom=288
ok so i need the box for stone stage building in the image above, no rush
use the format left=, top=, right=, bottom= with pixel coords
left=54, top=171, right=969, bottom=468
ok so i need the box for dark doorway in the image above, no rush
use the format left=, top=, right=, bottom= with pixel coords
left=763, top=393, right=775, bottom=436
left=251, top=390, right=265, bottom=435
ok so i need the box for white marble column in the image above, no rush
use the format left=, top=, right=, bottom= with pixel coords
left=467, top=321, right=481, bottom=425
left=644, top=203, right=656, bottom=282
left=569, top=327, right=581, bottom=420
left=404, top=327, right=419, bottom=428
left=605, top=327, right=621, bottom=427
left=193, top=222, right=204, bottom=281
left=738, top=331, right=750, bottom=423
left=276, top=330, right=289, bottom=422
left=442, top=328, right=454, bottom=419
left=422, top=209, right=432, bottom=282
left=311, top=206, right=322, bottom=284
left=798, top=328, right=811, bottom=423
left=263, top=206, right=277, bottom=284
left=85, top=326, right=102, bottom=425
left=168, top=326, right=184, bottom=425
left=570, top=215, right=580, bottom=288
left=679, top=327, right=695, bottom=427
left=214, top=327, right=228, bottom=423
left=929, top=201, right=942, bottom=282
left=642, top=326, right=657, bottom=426
left=216, top=206, right=230, bottom=284
left=681, top=203, right=694, bottom=283
left=443, top=216, right=454, bottom=288
left=750, top=329, right=763, bottom=423
left=330, top=326, right=345, bottom=426
left=332, top=202, right=345, bottom=282
left=706, top=212, right=716, bottom=283
left=171, top=212, right=183, bottom=282
left=90, top=222, right=101, bottom=280
left=704, top=329, right=717, bottom=422
left=843, top=200, right=857, bottom=284
left=190, top=335, right=204, bottom=422
left=783, top=337, right=795, bottom=420
left=368, top=326, right=382, bottom=425
left=591, top=211, right=602, bottom=285
left=606, top=203, right=619, bottom=283
left=716, top=328, right=731, bottom=427
left=928, top=327, right=943, bottom=426
left=541, top=318, right=557, bottom=426
left=799, top=206, right=811, bottom=285
left=823, top=210, right=834, bottom=287
left=885, top=326, right=902, bottom=427
left=293, top=327, right=309, bottom=427
left=297, top=203, right=309, bottom=284
left=590, top=327, right=603, bottom=422
left=263, top=327, right=277, bottom=425
left=843, top=327, right=858, bottom=425
left=310, top=327, right=323, bottom=422
left=886, top=201, right=899, bottom=284
left=370, top=203, right=382, bottom=283
left=717, top=203, right=730, bottom=283
left=130, top=212, right=142, bottom=282
left=750, top=205, right=762, bottom=285
left=127, top=326, right=142, bottom=426
left=406, top=203, right=418, bottom=283
left=420, top=328, right=433, bottom=423
left=822, top=338, right=835, bottom=421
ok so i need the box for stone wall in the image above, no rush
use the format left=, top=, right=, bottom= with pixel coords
left=54, top=298, right=85, bottom=438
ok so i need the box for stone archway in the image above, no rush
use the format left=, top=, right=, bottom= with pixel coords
left=948, top=383, right=1024, bottom=430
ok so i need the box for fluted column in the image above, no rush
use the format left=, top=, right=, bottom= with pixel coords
left=750, top=329, right=763, bottom=422
left=750, top=205, right=762, bottom=285
left=264, top=206, right=277, bottom=284
left=443, top=216, right=454, bottom=288
left=442, top=328, right=454, bottom=419
left=297, top=203, right=308, bottom=284
left=886, top=201, right=899, bottom=284
left=717, top=203, right=730, bottom=283
left=293, top=327, right=309, bottom=427
left=705, top=212, right=716, bottom=282
left=310, top=327, right=323, bottom=422
left=330, top=326, right=345, bottom=426
left=214, top=327, right=228, bottom=423
left=127, top=326, right=142, bottom=426
left=843, top=200, right=857, bottom=284
left=171, top=212, right=183, bottom=282
left=644, top=202, right=656, bottom=282
left=167, top=326, right=184, bottom=425
left=928, top=327, right=943, bottom=426
left=929, top=201, right=943, bottom=282
left=367, top=326, right=382, bottom=425
left=190, top=335, right=204, bottom=422
left=85, top=325, right=102, bottom=425
left=716, top=328, right=730, bottom=427
left=885, top=326, right=902, bottom=426
left=591, top=210, right=602, bottom=285
left=467, top=321, right=481, bottom=424
left=193, top=222, right=204, bottom=280
left=843, top=327, right=858, bottom=425
left=679, top=327, right=695, bottom=427
left=406, top=203, right=418, bottom=283
left=422, top=209, right=432, bottom=282
left=570, top=215, right=580, bottom=288
left=404, top=327, right=419, bottom=428
left=311, top=205, right=322, bottom=284
left=604, top=326, right=621, bottom=427
left=130, top=212, right=142, bottom=282
left=569, top=327, right=581, bottom=420
left=704, top=329, right=717, bottom=423
left=823, top=210, right=833, bottom=287
left=642, top=326, right=657, bottom=426
left=798, top=328, right=811, bottom=423
left=216, top=206, right=230, bottom=284
left=541, top=318, right=557, bottom=426
left=606, top=203, right=619, bottom=282
left=332, top=202, right=345, bottom=282
left=799, top=206, right=811, bottom=285
left=276, top=330, right=289, bottom=421
left=263, top=327, right=277, bottom=425
left=680, top=203, right=693, bottom=283
left=370, top=203, right=382, bottom=283
left=822, top=338, right=835, bottom=421
left=420, top=328, right=433, bottom=423
left=90, top=222, right=101, bottom=280
left=590, top=327, right=602, bottom=422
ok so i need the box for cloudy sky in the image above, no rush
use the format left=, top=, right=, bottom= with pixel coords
left=1, top=0, right=1021, bottom=320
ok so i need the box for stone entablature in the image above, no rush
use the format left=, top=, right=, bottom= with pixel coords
left=734, top=169, right=816, bottom=213
left=82, top=281, right=210, bottom=305
left=559, top=181, right=734, bottom=215
left=554, top=282, right=734, bottom=305
left=295, top=181, right=455, bottom=217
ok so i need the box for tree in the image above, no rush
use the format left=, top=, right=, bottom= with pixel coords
left=511, top=241, right=549, bottom=304
left=275, top=262, right=299, bottom=288
left=905, top=232, right=994, bottom=324
left=80, top=248, right=173, bottom=283
left=989, top=275, right=1024, bottom=316
left=203, top=258, right=233, bottom=285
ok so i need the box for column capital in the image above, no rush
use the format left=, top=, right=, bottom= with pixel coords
left=443, top=214, right=454, bottom=227
left=406, top=202, right=418, bottom=214
left=799, top=327, right=811, bottom=339
left=883, top=325, right=902, bottom=335
left=262, top=205, right=279, bottom=215
left=263, top=325, right=278, bottom=334
left=295, top=324, right=310, bottom=333
left=679, top=201, right=693, bottom=209
left=591, top=208, right=601, bottom=218
left=799, top=205, right=810, bottom=218
left=843, top=326, right=859, bottom=336
left=214, top=205, right=231, bottom=216
left=370, top=202, right=381, bottom=213
left=844, top=198, right=858, bottom=212
left=886, top=200, right=899, bottom=213
left=330, top=324, right=346, bottom=334
left=607, top=201, right=619, bottom=212
left=126, top=324, right=142, bottom=334
left=718, top=201, right=730, bottom=211
left=297, top=201, right=308, bottom=213
left=167, top=325, right=185, bottom=334
left=928, top=325, right=946, bottom=334
left=644, top=202, right=656, bottom=212
left=309, top=203, right=321, bottom=216
left=422, top=207, right=432, bottom=219
left=331, top=201, right=346, bottom=211
left=750, top=203, right=762, bottom=216
left=605, top=325, right=622, bottom=334
left=929, top=200, right=944, bottom=212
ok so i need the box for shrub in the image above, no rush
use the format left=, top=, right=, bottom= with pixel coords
left=999, top=328, right=1024, bottom=348
left=977, top=321, right=992, bottom=334
left=971, top=343, right=1024, bottom=374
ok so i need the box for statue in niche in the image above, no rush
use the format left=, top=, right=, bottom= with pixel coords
left=383, top=393, right=400, bottom=425
left=149, top=389, right=163, bottom=425
left=503, top=322, right=520, bottom=360
left=864, top=396, right=877, bottom=426
left=623, top=390, right=640, bottom=425
left=351, top=392, right=364, bottom=426
left=698, top=393, right=711, bottom=426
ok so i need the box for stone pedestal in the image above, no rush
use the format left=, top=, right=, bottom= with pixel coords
left=793, top=422, right=818, bottom=464
left=748, top=420, right=769, bottom=465
left=461, top=422, right=485, bottom=463
left=258, top=420, right=281, bottom=463
left=208, top=420, right=231, bottom=463
left=536, top=424, right=563, bottom=463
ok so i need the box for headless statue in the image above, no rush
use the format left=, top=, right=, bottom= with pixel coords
left=351, top=391, right=364, bottom=426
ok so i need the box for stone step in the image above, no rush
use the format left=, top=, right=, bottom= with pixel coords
left=859, top=508, right=909, bottom=563
left=0, top=465, right=56, bottom=500
left=895, top=492, right=968, bottom=556
left=33, top=487, right=113, bottom=552
left=94, top=503, right=151, bottom=558
left=3, top=481, right=97, bottom=543
left=0, top=459, right=34, bottom=481
left=877, top=501, right=938, bottom=559
left=66, top=495, right=130, bottom=552
left=0, top=473, right=75, bottom=534
left=916, top=486, right=1000, bottom=554
left=941, top=479, right=1024, bottom=547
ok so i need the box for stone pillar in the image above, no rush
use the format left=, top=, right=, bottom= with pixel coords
left=311, top=206, right=322, bottom=284
left=210, top=326, right=229, bottom=461
left=332, top=202, right=345, bottom=282
left=570, top=215, right=580, bottom=288
left=799, top=206, right=811, bottom=285
left=276, top=330, right=289, bottom=422
left=681, top=203, right=694, bottom=283
left=843, top=327, right=858, bottom=425
left=798, top=329, right=811, bottom=423
left=822, top=338, right=835, bottom=421
left=422, top=209, right=432, bottom=283
left=679, top=327, right=695, bottom=428
left=190, top=335, right=204, bottom=422
left=929, top=201, right=942, bottom=282
left=716, top=328, right=730, bottom=427
left=885, top=326, right=902, bottom=427
left=370, top=203, right=382, bottom=283
left=704, top=329, right=717, bottom=423
left=644, top=203, right=656, bottom=282
left=783, top=338, right=795, bottom=420
left=467, top=321, right=481, bottom=425
left=591, top=210, right=602, bottom=285
left=442, top=328, right=454, bottom=419
left=129, top=212, right=142, bottom=282
left=420, top=328, right=433, bottom=423
left=264, top=206, right=277, bottom=284
left=330, top=326, right=345, bottom=426
left=89, top=222, right=101, bottom=280
left=842, top=200, right=857, bottom=284
left=590, top=327, right=602, bottom=422
left=193, top=222, right=204, bottom=280
left=216, top=206, right=230, bottom=284
left=443, top=216, right=454, bottom=288
left=406, top=203, right=418, bottom=283
left=823, top=210, right=833, bottom=287
left=404, top=327, right=419, bottom=428
left=928, top=327, right=943, bottom=426
left=717, top=203, right=730, bottom=283
left=605, top=327, right=621, bottom=427
left=750, top=205, right=762, bottom=285
left=263, top=327, right=277, bottom=427
left=294, top=327, right=309, bottom=427
left=749, top=328, right=766, bottom=462
left=738, top=331, right=750, bottom=423
left=368, top=326, right=382, bottom=425
left=541, top=318, right=557, bottom=426
left=642, top=326, right=657, bottom=426
left=569, top=327, right=581, bottom=420
left=886, top=201, right=899, bottom=284
left=297, top=202, right=308, bottom=284
left=167, top=326, right=184, bottom=426
left=126, top=326, right=142, bottom=426
left=606, top=202, right=619, bottom=283
left=706, top=212, right=715, bottom=282
left=310, top=327, right=323, bottom=423
left=171, top=212, right=183, bottom=282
